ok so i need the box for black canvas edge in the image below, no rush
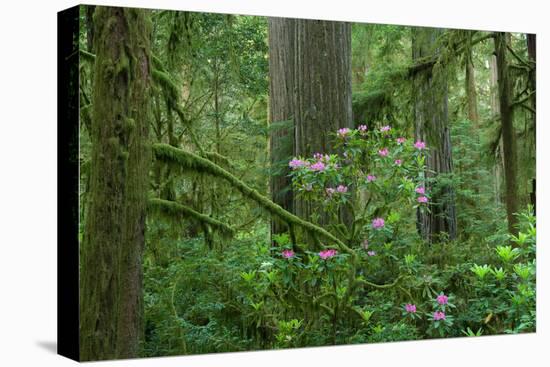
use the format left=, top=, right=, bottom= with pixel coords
left=57, top=4, right=80, bottom=362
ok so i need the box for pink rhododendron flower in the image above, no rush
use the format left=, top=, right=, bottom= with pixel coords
left=378, top=148, right=389, bottom=157
left=415, top=186, right=425, bottom=195
left=405, top=304, right=417, bottom=313
left=289, top=158, right=305, bottom=169
left=281, top=249, right=295, bottom=259
left=396, top=137, right=406, bottom=144
left=367, top=251, right=376, bottom=256
left=337, top=128, right=351, bottom=138
left=367, top=175, right=377, bottom=182
left=310, top=161, right=326, bottom=172
left=436, top=294, right=449, bottom=305
left=394, top=159, right=402, bottom=166
left=417, top=196, right=428, bottom=203
left=362, top=239, right=369, bottom=250
left=336, top=185, right=348, bottom=193
left=358, top=124, right=368, bottom=133
left=326, top=187, right=336, bottom=196
left=372, top=217, right=385, bottom=229
left=414, top=140, right=426, bottom=150
left=380, top=125, right=391, bottom=132
left=319, top=249, right=338, bottom=260
left=433, top=311, right=446, bottom=321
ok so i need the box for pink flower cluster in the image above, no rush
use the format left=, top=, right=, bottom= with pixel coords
left=405, top=304, right=417, bottom=313
left=319, top=249, right=337, bottom=260
left=337, top=185, right=348, bottom=193
left=372, top=217, right=385, bottom=229
left=357, top=125, right=368, bottom=133
left=436, top=294, right=449, bottom=305
left=433, top=311, right=446, bottom=321
left=281, top=249, right=295, bottom=259
left=367, top=175, right=377, bottom=182
left=396, top=137, right=406, bottom=144
left=394, top=159, right=402, bottom=166
left=415, top=186, right=428, bottom=204
left=378, top=148, right=389, bottom=157
left=380, top=125, right=391, bottom=132
left=414, top=140, right=426, bottom=150
left=367, top=251, right=376, bottom=256
left=337, top=128, right=351, bottom=138
left=310, top=161, right=326, bottom=172
left=289, top=158, right=305, bottom=169
left=326, top=185, right=348, bottom=197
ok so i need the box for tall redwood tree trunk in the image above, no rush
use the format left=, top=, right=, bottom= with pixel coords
left=268, top=17, right=296, bottom=237
left=268, top=18, right=353, bottom=238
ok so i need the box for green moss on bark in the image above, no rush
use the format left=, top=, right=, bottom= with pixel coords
left=79, top=6, right=152, bottom=361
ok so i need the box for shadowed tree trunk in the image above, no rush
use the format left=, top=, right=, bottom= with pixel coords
left=412, top=27, right=457, bottom=243
left=494, top=32, right=519, bottom=234
left=80, top=7, right=151, bottom=361
left=268, top=17, right=295, bottom=237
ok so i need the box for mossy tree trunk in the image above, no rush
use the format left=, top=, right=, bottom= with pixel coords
left=80, top=7, right=151, bottom=361
left=412, top=27, right=457, bottom=243
left=526, top=33, right=536, bottom=214
left=494, top=32, right=519, bottom=234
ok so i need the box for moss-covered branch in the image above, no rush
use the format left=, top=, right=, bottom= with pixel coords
left=148, top=197, right=234, bottom=237
left=408, top=32, right=496, bottom=76
left=152, top=143, right=353, bottom=253
left=354, top=275, right=403, bottom=290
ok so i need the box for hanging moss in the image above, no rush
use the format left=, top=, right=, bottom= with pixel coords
left=152, top=143, right=354, bottom=254
left=148, top=198, right=234, bottom=237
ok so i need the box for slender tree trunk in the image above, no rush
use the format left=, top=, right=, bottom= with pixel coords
left=80, top=7, right=151, bottom=361
left=268, top=17, right=296, bottom=237
left=412, top=27, right=457, bottom=243
left=494, top=32, right=519, bottom=234
left=465, top=32, right=479, bottom=125
left=292, top=19, right=353, bottom=226
left=489, top=55, right=505, bottom=205
left=526, top=33, right=536, bottom=214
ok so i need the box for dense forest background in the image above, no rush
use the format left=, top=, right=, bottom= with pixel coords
left=77, top=6, right=536, bottom=361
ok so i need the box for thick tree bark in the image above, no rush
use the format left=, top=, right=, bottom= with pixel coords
left=494, top=32, right=519, bottom=234
left=268, top=18, right=353, bottom=235
left=412, top=27, right=457, bottom=243
left=268, top=18, right=295, bottom=236
left=80, top=7, right=151, bottom=361
left=292, top=19, right=353, bottom=225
